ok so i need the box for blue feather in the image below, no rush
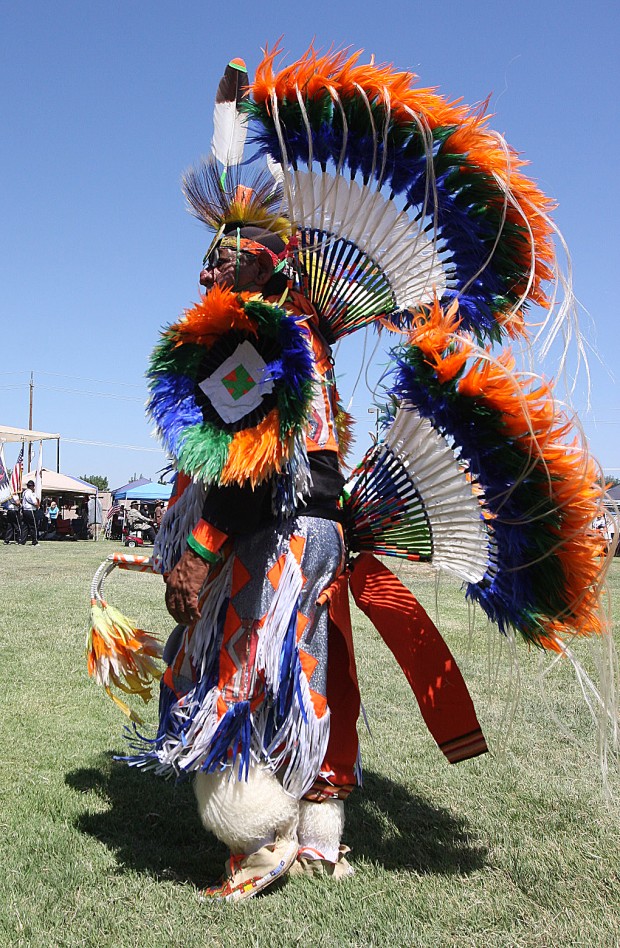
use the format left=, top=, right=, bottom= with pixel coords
left=249, top=111, right=528, bottom=344
left=201, top=701, right=252, bottom=780
left=388, top=351, right=564, bottom=637
left=147, top=374, right=202, bottom=456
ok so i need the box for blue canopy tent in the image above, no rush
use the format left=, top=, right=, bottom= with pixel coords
left=116, top=481, right=173, bottom=502
left=111, top=476, right=151, bottom=497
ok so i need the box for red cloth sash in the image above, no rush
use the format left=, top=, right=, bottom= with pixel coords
left=308, top=573, right=361, bottom=794
left=349, top=553, right=488, bottom=764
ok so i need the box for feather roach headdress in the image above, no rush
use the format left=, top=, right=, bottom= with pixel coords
left=182, top=57, right=294, bottom=267
left=183, top=160, right=291, bottom=246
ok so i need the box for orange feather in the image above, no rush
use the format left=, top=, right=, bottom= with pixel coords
left=168, top=286, right=257, bottom=346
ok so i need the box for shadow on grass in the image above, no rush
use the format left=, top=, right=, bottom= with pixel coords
left=346, top=770, right=486, bottom=875
left=66, top=755, right=486, bottom=884
left=65, top=751, right=226, bottom=888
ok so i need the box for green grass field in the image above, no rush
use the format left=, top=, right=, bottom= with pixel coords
left=1, top=541, right=619, bottom=947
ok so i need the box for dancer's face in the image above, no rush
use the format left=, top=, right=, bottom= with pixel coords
left=199, top=247, right=273, bottom=292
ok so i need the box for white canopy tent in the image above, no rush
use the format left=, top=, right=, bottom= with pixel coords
left=0, top=425, right=61, bottom=473
left=23, top=468, right=96, bottom=496
left=21, top=468, right=98, bottom=538
left=0, top=425, right=60, bottom=443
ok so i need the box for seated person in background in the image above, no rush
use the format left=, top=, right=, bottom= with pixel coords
left=72, top=501, right=90, bottom=540
left=48, top=499, right=60, bottom=532
left=125, top=502, right=156, bottom=543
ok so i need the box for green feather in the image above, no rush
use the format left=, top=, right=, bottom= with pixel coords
left=177, top=423, right=232, bottom=484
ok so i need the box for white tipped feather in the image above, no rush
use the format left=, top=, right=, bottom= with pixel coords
left=380, top=407, right=490, bottom=582
left=288, top=171, right=447, bottom=311
left=211, top=58, right=249, bottom=171
left=266, top=154, right=285, bottom=187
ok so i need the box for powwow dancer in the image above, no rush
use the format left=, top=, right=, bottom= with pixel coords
left=148, top=215, right=361, bottom=894
left=87, top=45, right=616, bottom=902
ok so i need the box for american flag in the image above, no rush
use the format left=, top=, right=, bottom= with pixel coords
left=10, top=444, right=24, bottom=495
left=106, top=502, right=121, bottom=520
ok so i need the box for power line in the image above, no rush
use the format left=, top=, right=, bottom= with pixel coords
left=36, top=370, right=146, bottom=389
left=38, top=385, right=145, bottom=402
left=63, top=438, right=163, bottom=453
left=1, top=370, right=145, bottom=389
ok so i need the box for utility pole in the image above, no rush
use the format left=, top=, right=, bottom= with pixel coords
left=28, top=371, right=34, bottom=470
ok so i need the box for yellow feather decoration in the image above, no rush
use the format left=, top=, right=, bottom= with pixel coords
left=87, top=600, right=163, bottom=723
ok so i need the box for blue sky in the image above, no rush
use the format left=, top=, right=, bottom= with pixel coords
left=1, top=1, right=618, bottom=487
